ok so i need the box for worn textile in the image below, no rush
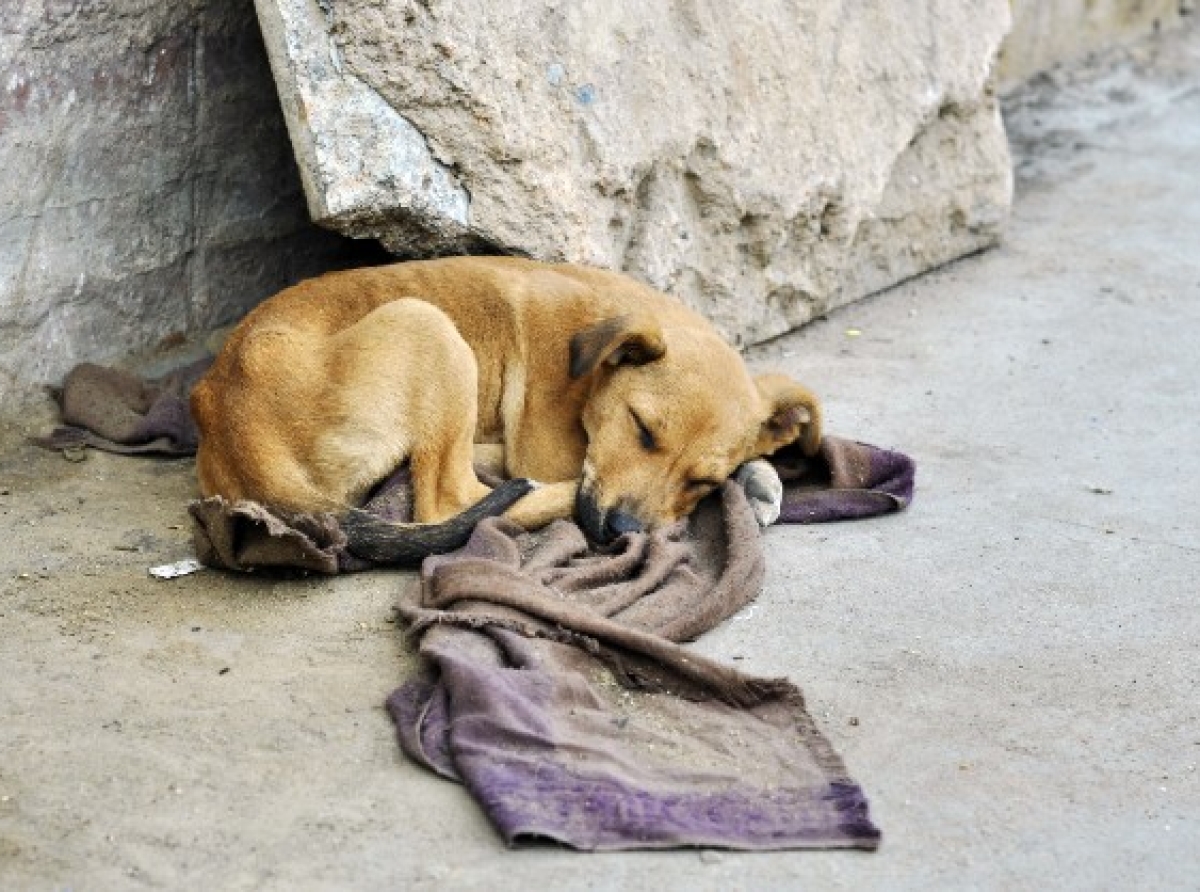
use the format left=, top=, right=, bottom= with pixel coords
left=391, top=483, right=883, bottom=850
left=773, top=436, right=914, bottom=522
left=36, top=358, right=212, bottom=456
left=184, top=436, right=911, bottom=576
left=39, top=358, right=914, bottom=850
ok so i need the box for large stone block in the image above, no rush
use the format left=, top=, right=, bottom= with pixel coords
left=0, top=0, right=354, bottom=409
left=256, top=0, right=1014, bottom=345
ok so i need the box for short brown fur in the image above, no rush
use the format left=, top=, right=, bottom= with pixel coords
left=192, top=257, right=822, bottom=544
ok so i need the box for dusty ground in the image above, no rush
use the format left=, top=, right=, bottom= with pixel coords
left=2, top=23, right=1199, bottom=891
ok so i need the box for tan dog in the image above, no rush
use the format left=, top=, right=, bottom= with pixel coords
left=191, top=256, right=821, bottom=559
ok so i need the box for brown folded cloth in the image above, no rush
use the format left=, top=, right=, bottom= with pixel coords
left=391, top=483, right=881, bottom=850
left=39, top=358, right=914, bottom=850
left=184, top=435, right=913, bottom=576
left=35, top=358, right=212, bottom=456
left=189, top=465, right=416, bottom=575
left=183, top=451, right=901, bottom=850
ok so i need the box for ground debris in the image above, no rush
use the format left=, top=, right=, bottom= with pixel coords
left=148, top=559, right=203, bottom=580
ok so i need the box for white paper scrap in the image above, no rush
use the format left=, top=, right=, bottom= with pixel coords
left=149, top=559, right=203, bottom=580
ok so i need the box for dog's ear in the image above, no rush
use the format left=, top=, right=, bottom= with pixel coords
left=569, top=314, right=666, bottom=379
left=753, top=373, right=823, bottom=457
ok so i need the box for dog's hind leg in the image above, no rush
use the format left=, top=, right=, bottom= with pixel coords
left=400, top=324, right=498, bottom=524
left=317, top=299, right=497, bottom=522
left=322, top=299, right=535, bottom=562
left=408, top=433, right=497, bottom=525
left=469, top=443, right=577, bottom=530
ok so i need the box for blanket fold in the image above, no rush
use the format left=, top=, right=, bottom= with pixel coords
left=388, top=486, right=882, bottom=850
left=35, top=358, right=211, bottom=455
left=38, top=358, right=914, bottom=851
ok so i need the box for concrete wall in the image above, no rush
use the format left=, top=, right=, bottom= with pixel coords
left=0, top=0, right=366, bottom=408
left=1, top=0, right=1193, bottom=412
left=999, top=0, right=1193, bottom=87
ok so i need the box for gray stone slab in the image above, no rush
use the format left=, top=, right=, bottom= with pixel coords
left=0, top=0, right=351, bottom=408
left=255, top=0, right=1015, bottom=345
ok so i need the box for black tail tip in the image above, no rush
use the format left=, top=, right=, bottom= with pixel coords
left=342, top=477, right=535, bottom=565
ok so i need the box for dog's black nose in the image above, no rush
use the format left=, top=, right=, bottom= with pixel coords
left=604, top=510, right=643, bottom=539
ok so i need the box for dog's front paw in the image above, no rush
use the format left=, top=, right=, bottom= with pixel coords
left=734, top=459, right=784, bottom=528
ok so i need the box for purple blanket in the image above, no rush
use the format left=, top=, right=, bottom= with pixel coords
left=383, top=437, right=910, bottom=850
left=393, top=494, right=868, bottom=848
left=40, top=359, right=914, bottom=850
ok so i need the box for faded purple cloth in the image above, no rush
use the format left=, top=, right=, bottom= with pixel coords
left=385, top=442, right=911, bottom=851
left=39, top=358, right=913, bottom=850
left=36, top=358, right=212, bottom=456
left=772, top=436, right=915, bottom=523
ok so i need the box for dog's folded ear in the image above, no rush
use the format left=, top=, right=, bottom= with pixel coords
left=569, top=314, right=667, bottom=379
left=753, top=373, right=823, bottom=457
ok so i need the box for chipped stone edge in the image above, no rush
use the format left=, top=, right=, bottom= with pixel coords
left=252, top=0, right=477, bottom=250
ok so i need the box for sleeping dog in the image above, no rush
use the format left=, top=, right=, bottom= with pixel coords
left=191, top=257, right=821, bottom=561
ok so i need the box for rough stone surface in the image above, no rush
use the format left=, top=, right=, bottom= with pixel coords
left=2, top=23, right=1199, bottom=888
left=256, top=0, right=1014, bottom=346
left=0, top=0, right=364, bottom=409
left=999, top=0, right=1191, bottom=87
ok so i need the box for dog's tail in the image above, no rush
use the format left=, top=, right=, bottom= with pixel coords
left=340, top=478, right=535, bottom=564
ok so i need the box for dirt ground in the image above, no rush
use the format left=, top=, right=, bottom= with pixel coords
left=2, top=23, right=1199, bottom=891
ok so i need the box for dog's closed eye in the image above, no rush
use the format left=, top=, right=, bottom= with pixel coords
left=631, top=411, right=656, bottom=451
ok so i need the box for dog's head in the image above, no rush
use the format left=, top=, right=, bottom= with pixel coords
left=569, top=313, right=822, bottom=543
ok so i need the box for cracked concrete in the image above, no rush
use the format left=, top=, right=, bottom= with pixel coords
left=1, top=21, right=1198, bottom=891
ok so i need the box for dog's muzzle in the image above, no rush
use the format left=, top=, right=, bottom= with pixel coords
left=575, top=486, right=644, bottom=544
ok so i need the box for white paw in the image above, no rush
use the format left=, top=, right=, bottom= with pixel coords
left=734, top=459, right=783, bottom=528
